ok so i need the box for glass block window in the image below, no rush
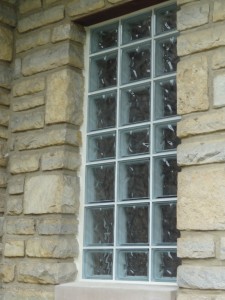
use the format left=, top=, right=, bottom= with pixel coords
left=84, top=2, right=181, bottom=283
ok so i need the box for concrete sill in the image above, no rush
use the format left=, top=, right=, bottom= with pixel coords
left=55, top=282, right=177, bottom=300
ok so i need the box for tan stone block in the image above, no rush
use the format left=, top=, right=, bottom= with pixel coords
left=4, top=240, right=24, bottom=257
left=0, top=125, right=8, bottom=139
left=212, top=47, right=225, bottom=70
left=178, top=164, right=225, bottom=230
left=13, top=77, right=45, bottom=97
left=214, top=72, right=225, bottom=107
left=4, top=288, right=54, bottom=300
left=6, top=196, right=23, bottom=215
left=1, top=263, right=15, bottom=283
left=6, top=218, right=35, bottom=235
left=0, top=108, right=9, bottom=127
left=10, top=153, right=40, bottom=174
left=177, top=294, right=213, bottom=300
left=0, top=216, right=3, bottom=237
left=0, top=188, right=6, bottom=213
left=37, top=216, right=77, bottom=235
left=18, top=5, right=64, bottom=33
left=26, top=236, right=78, bottom=258
left=0, top=3, right=16, bottom=27
left=8, top=175, right=24, bottom=194
left=0, top=141, right=7, bottom=168
left=219, top=237, right=225, bottom=260
left=10, top=109, right=44, bottom=132
left=0, top=26, right=13, bottom=61
left=24, top=173, right=79, bottom=214
left=177, top=55, right=209, bottom=114
left=13, top=58, right=21, bottom=79
left=0, top=169, right=7, bottom=187
left=52, top=23, right=85, bottom=44
left=0, top=63, right=11, bottom=89
left=177, top=2, right=209, bottom=31
left=213, top=0, right=225, bottom=22
left=46, top=68, right=83, bottom=125
left=67, top=0, right=105, bottom=17
left=12, top=95, right=45, bottom=112
left=0, top=87, right=10, bottom=106
left=19, top=0, right=42, bottom=14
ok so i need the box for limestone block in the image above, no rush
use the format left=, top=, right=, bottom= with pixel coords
left=219, top=237, right=225, bottom=259
left=10, top=109, right=44, bottom=132
left=177, top=2, right=209, bottom=31
left=8, top=176, right=24, bottom=194
left=16, top=29, right=51, bottom=53
left=0, top=169, right=7, bottom=187
left=18, top=262, right=76, bottom=284
left=0, top=63, right=12, bottom=89
left=67, top=0, right=105, bottom=17
left=52, top=23, right=85, bottom=44
left=0, top=217, right=3, bottom=237
left=13, top=77, right=45, bottom=97
left=15, top=126, right=81, bottom=150
left=13, top=58, right=21, bottom=79
left=0, top=87, right=10, bottom=106
left=6, top=218, right=35, bottom=235
left=26, top=236, right=78, bottom=258
left=41, top=147, right=81, bottom=171
left=19, top=0, right=42, bottom=14
left=6, top=196, right=23, bottom=215
left=177, top=235, right=215, bottom=258
left=216, top=296, right=225, bottom=300
left=10, top=152, right=40, bottom=174
left=178, top=164, right=225, bottom=230
left=1, top=264, right=15, bottom=283
left=213, top=0, right=225, bottom=22
left=4, top=288, right=54, bottom=300
left=0, top=26, right=13, bottom=61
left=177, top=294, right=213, bottom=300
left=0, top=188, right=6, bottom=213
left=177, top=55, right=209, bottom=114
left=0, top=125, right=8, bottom=139
left=178, top=265, right=225, bottom=289
left=212, top=47, right=225, bottom=70
left=24, top=173, right=79, bottom=214
left=0, top=3, right=16, bottom=27
left=0, top=141, right=7, bottom=167
left=12, top=95, right=45, bottom=112
left=4, top=240, right=24, bottom=257
left=0, top=108, right=9, bottom=127
left=214, top=73, right=225, bottom=107
left=37, top=216, right=77, bottom=235
left=18, top=5, right=64, bottom=33
left=46, top=68, right=83, bottom=125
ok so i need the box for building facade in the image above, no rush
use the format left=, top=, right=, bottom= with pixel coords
left=0, top=0, right=225, bottom=299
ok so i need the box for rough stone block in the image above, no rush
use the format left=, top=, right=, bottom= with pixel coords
left=18, top=5, right=64, bottom=33
left=19, top=0, right=42, bottom=14
left=6, top=218, right=35, bottom=234
left=0, top=26, right=13, bottom=61
left=4, top=240, right=24, bottom=257
left=10, top=109, right=44, bottom=132
left=177, top=2, right=209, bottom=31
left=37, top=216, right=77, bottom=235
left=8, top=176, right=24, bottom=194
left=12, top=94, right=45, bottom=112
left=0, top=188, right=6, bottom=213
left=26, top=236, right=78, bottom=258
left=13, top=77, right=45, bottom=97
left=52, top=23, right=85, bottom=44
left=13, top=58, right=21, bottom=79
left=0, top=63, right=12, bottom=89
left=10, top=153, right=40, bottom=174
left=216, top=296, right=225, bottom=300
left=0, top=264, right=15, bottom=283
left=178, top=164, right=225, bottom=230
left=177, top=294, right=213, bottom=300
left=0, top=216, right=3, bottom=237
left=4, top=288, right=54, bottom=300
left=67, top=0, right=105, bottom=17
left=6, top=195, right=23, bottom=215
left=46, top=68, right=83, bottom=125
left=22, top=42, right=83, bottom=76
left=177, top=55, right=209, bottom=114
left=24, top=173, right=79, bottom=214
left=214, top=73, right=225, bottom=107
left=0, top=3, right=16, bottom=27
left=0, top=108, right=9, bottom=127
left=219, top=237, right=225, bottom=259
left=0, top=125, right=8, bottom=139
left=18, top=262, right=76, bottom=284
left=212, top=47, right=225, bottom=70
left=213, top=0, right=225, bottom=22
left=0, top=87, right=10, bottom=106
left=0, top=169, right=7, bottom=187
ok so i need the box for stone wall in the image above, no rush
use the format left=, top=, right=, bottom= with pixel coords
left=176, top=0, right=225, bottom=299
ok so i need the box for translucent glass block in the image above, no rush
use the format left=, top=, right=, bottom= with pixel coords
left=84, top=250, right=113, bottom=279
left=86, top=164, right=115, bottom=203
left=118, top=204, right=149, bottom=244
left=88, top=92, right=116, bottom=131
left=152, top=250, right=181, bottom=281
left=155, top=5, right=177, bottom=35
left=152, top=203, right=180, bottom=245
left=120, top=85, right=150, bottom=125
left=154, top=157, right=180, bottom=198
left=155, top=36, right=178, bottom=76
left=91, top=23, right=118, bottom=53
left=88, top=132, right=116, bottom=161
left=155, top=123, right=179, bottom=152
left=119, top=160, right=149, bottom=200
left=154, top=78, right=177, bottom=119
left=120, top=127, right=150, bottom=157
left=90, top=53, right=117, bottom=91
left=121, top=43, right=151, bottom=84
left=117, top=251, right=148, bottom=280
left=85, top=207, right=114, bottom=245
left=122, top=13, right=151, bottom=44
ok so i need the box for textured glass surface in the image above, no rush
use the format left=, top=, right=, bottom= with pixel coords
left=86, top=207, right=114, bottom=245
left=85, top=251, right=113, bottom=278
left=122, top=44, right=151, bottom=84
left=156, top=5, right=177, bottom=35
left=88, top=133, right=116, bottom=161
left=122, top=13, right=151, bottom=43
left=156, top=36, right=178, bottom=76
left=155, top=123, right=179, bottom=152
left=91, top=23, right=118, bottom=52
left=120, top=128, right=150, bottom=157
left=155, top=79, right=177, bottom=119
left=87, top=165, right=115, bottom=202
left=88, top=93, right=116, bottom=131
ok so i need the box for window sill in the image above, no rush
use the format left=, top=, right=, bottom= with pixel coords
left=55, top=282, right=177, bottom=300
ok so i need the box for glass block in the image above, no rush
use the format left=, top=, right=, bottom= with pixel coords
left=88, top=92, right=116, bottom=131
left=90, top=53, right=117, bottom=91
left=119, top=160, right=149, bottom=200
left=118, top=204, right=149, bottom=244
left=152, top=250, right=181, bottom=281
left=155, top=36, right=178, bottom=76
left=154, top=78, right=177, bottom=119
left=117, top=251, right=148, bottom=280
left=154, top=157, right=179, bottom=198
left=156, top=4, right=177, bottom=35
left=85, top=207, right=114, bottom=245
left=122, top=13, right=151, bottom=44
left=88, top=132, right=116, bottom=161
left=84, top=250, right=113, bottom=279
left=120, top=127, right=150, bottom=157
left=121, top=43, right=151, bottom=84
left=86, top=164, right=115, bottom=203
left=91, top=23, right=118, bottom=53
left=152, top=203, right=180, bottom=245
left=120, top=85, right=150, bottom=125
left=155, top=123, right=180, bottom=152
